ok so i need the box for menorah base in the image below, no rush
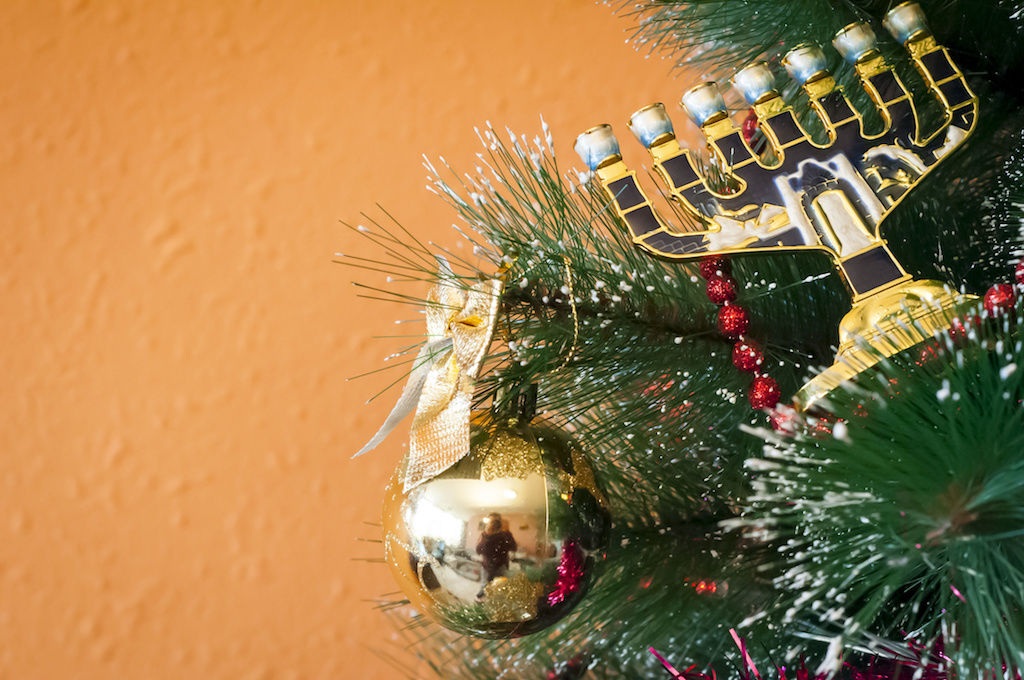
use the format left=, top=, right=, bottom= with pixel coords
left=795, top=279, right=978, bottom=409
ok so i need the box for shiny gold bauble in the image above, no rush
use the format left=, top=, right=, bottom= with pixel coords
left=382, top=417, right=610, bottom=638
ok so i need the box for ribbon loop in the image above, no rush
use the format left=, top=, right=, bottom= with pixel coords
left=353, top=257, right=503, bottom=491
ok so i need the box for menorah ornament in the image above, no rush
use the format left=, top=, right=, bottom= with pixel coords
left=575, top=2, right=979, bottom=409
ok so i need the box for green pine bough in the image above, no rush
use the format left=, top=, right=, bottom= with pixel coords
left=347, top=0, right=1024, bottom=677
left=738, top=306, right=1024, bottom=675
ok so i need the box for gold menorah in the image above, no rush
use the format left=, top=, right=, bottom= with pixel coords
left=575, top=2, right=979, bottom=408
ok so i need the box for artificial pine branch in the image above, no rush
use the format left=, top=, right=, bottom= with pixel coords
left=349, top=50, right=1024, bottom=672
left=609, top=0, right=1024, bottom=84
left=346, top=124, right=865, bottom=675
left=739, top=299, right=1024, bottom=677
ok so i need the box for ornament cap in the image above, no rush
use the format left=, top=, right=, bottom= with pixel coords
left=494, top=381, right=539, bottom=425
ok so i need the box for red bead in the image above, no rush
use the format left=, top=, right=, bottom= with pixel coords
left=916, top=340, right=941, bottom=366
left=1016, top=261, right=1024, bottom=286
left=811, top=415, right=841, bottom=437
left=984, top=283, right=1016, bottom=315
left=948, top=314, right=980, bottom=343
left=705, top=275, right=738, bottom=304
left=732, top=341, right=763, bottom=372
left=699, top=256, right=731, bottom=279
left=741, top=109, right=759, bottom=144
left=717, top=304, right=749, bottom=338
left=748, top=375, right=781, bottom=410
left=768, top=404, right=798, bottom=434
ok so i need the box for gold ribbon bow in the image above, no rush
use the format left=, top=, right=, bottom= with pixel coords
left=354, top=257, right=503, bottom=490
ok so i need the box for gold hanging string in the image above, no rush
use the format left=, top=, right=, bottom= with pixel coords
left=555, top=255, right=579, bottom=372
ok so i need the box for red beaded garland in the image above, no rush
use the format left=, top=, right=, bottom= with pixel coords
left=698, top=254, right=782, bottom=414
left=984, top=283, right=1016, bottom=315
left=748, top=375, right=781, bottom=409
left=699, top=256, right=731, bottom=279
left=732, top=341, right=763, bottom=372
left=717, top=304, right=749, bottom=338
left=705, top=275, right=738, bottom=304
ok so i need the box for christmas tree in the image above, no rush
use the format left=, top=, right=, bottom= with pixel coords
left=344, top=1, right=1024, bottom=677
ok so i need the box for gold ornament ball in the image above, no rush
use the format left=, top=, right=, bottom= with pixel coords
left=382, top=417, right=610, bottom=638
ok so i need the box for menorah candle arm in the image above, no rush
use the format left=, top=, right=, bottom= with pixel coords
left=849, top=56, right=918, bottom=141
left=646, top=138, right=745, bottom=219
left=593, top=158, right=711, bottom=257
left=575, top=121, right=723, bottom=255
left=573, top=2, right=979, bottom=267
left=751, top=96, right=826, bottom=159
left=812, top=91, right=861, bottom=137
left=698, top=116, right=770, bottom=187
left=906, top=37, right=978, bottom=153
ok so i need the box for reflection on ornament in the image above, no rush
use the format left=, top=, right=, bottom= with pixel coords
left=382, top=416, right=611, bottom=638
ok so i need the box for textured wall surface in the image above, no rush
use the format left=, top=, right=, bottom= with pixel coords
left=0, top=1, right=690, bottom=677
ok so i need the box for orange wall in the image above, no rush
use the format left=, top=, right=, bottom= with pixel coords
left=0, top=2, right=692, bottom=677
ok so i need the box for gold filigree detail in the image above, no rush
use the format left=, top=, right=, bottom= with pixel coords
left=480, top=431, right=544, bottom=481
